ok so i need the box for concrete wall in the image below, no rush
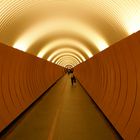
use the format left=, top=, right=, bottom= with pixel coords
left=0, top=43, right=64, bottom=132
left=75, top=31, right=140, bottom=140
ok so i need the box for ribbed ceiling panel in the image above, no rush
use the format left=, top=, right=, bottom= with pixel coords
left=0, top=0, right=140, bottom=67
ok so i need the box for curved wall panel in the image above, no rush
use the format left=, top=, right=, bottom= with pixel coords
left=0, top=43, right=64, bottom=132
left=75, top=31, right=140, bottom=140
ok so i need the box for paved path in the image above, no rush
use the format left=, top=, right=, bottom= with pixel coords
left=1, top=74, right=122, bottom=140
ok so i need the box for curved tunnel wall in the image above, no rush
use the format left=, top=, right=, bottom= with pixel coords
left=75, top=31, right=140, bottom=140
left=0, top=43, right=64, bottom=132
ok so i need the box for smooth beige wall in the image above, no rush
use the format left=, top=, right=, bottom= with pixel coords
left=0, top=43, right=64, bottom=132
left=75, top=31, right=140, bottom=140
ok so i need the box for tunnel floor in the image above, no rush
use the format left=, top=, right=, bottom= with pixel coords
left=1, top=74, right=122, bottom=140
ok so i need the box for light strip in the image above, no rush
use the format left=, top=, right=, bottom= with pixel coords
left=52, top=53, right=82, bottom=63
left=56, top=56, right=79, bottom=65
left=57, top=59, right=76, bottom=66
left=37, top=38, right=93, bottom=58
left=57, top=58, right=78, bottom=66
left=57, top=59, right=79, bottom=66
left=13, top=18, right=108, bottom=52
left=47, top=48, right=86, bottom=62
left=58, top=61, right=76, bottom=67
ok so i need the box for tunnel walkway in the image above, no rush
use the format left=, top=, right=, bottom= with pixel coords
left=1, top=74, right=121, bottom=140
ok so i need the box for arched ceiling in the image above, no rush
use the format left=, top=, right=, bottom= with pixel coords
left=0, top=0, right=140, bottom=67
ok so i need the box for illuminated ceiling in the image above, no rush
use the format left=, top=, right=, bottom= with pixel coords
left=0, top=0, right=140, bottom=67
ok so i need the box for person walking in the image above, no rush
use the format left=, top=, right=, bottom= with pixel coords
left=71, top=75, right=76, bottom=85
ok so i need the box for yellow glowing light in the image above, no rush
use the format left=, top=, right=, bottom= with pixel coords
left=56, top=60, right=79, bottom=65
left=52, top=53, right=82, bottom=63
left=13, top=17, right=108, bottom=52
left=2, top=0, right=140, bottom=56
left=54, top=56, right=81, bottom=64
left=55, top=56, right=79, bottom=65
left=57, top=60, right=78, bottom=66
left=126, top=15, right=140, bottom=34
left=65, top=65, right=73, bottom=69
left=37, top=38, right=93, bottom=58
left=59, top=63, right=75, bottom=68
left=57, top=58, right=77, bottom=64
left=47, top=48, right=86, bottom=62
left=55, top=56, right=79, bottom=67
left=58, top=60, right=76, bottom=67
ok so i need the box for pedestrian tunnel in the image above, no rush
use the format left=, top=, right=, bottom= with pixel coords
left=1, top=1, right=140, bottom=140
